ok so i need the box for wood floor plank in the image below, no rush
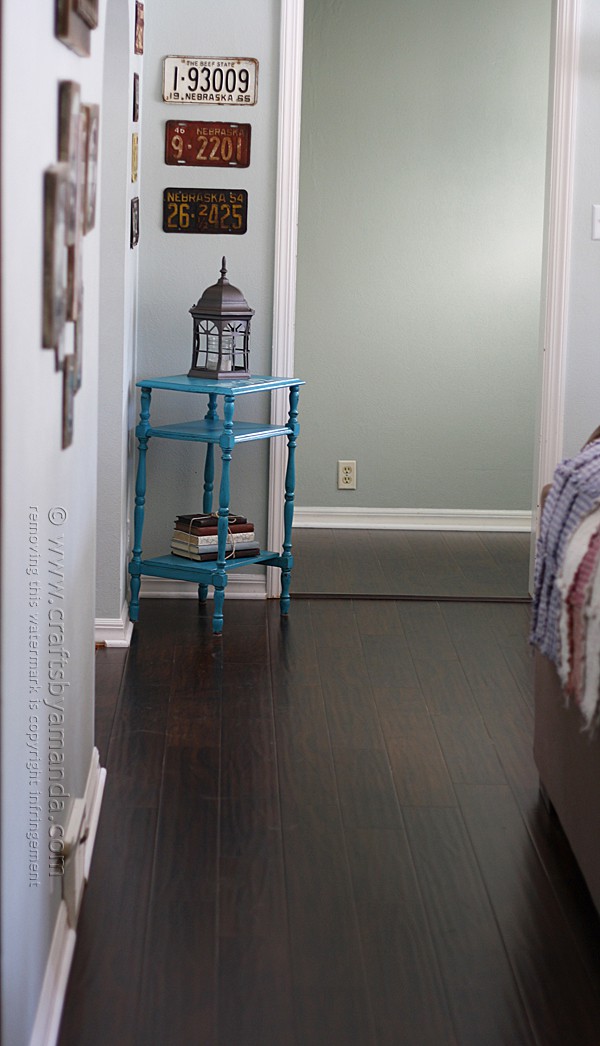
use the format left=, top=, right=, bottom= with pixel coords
left=292, top=528, right=530, bottom=598
left=396, top=600, right=459, bottom=661
left=403, top=806, right=536, bottom=1045
left=456, top=781, right=600, bottom=1045
left=283, top=818, right=376, bottom=1045
left=322, top=678, right=385, bottom=750
left=290, top=528, right=347, bottom=592
left=412, top=657, right=479, bottom=716
left=432, top=712, right=507, bottom=786
left=371, top=685, right=428, bottom=734
left=276, top=714, right=341, bottom=829
left=333, top=748, right=402, bottom=830
left=217, top=933, right=296, bottom=1046
left=57, top=807, right=159, bottom=1046
left=356, top=903, right=458, bottom=1046
left=220, top=716, right=278, bottom=800
left=367, top=528, right=429, bottom=593
left=334, top=527, right=390, bottom=593
left=386, top=713, right=456, bottom=807
left=350, top=598, right=405, bottom=636
left=360, top=633, right=420, bottom=689
left=93, top=647, right=128, bottom=761
left=137, top=899, right=218, bottom=1046
left=219, top=843, right=287, bottom=939
left=483, top=705, right=540, bottom=813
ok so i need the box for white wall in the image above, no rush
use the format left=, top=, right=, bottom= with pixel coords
left=95, top=0, right=141, bottom=635
left=562, top=0, right=600, bottom=455
left=136, top=0, right=280, bottom=563
left=1, top=3, right=106, bottom=1043
left=295, top=0, right=551, bottom=512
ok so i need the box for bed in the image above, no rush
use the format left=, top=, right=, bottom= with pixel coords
left=532, top=427, right=600, bottom=913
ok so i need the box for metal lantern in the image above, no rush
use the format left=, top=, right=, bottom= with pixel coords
left=188, top=257, right=254, bottom=379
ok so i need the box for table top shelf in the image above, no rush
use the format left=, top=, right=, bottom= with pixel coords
left=147, top=418, right=293, bottom=444
left=137, top=373, right=304, bottom=396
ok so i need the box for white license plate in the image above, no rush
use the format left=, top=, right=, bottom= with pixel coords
left=163, top=56, right=258, bottom=105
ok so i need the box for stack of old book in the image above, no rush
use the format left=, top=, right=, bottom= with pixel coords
left=170, top=512, right=260, bottom=561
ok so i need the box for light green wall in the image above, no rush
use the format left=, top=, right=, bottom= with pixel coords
left=137, top=0, right=279, bottom=559
left=295, top=0, right=551, bottom=511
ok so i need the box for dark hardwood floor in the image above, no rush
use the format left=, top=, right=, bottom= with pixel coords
left=291, top=528, right=531, bottom=599
left=58, top=593, right=600, bottom=1046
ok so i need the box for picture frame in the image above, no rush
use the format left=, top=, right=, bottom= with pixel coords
left=73, top=285, right=83, bottom=392
left=134, top=2, right=144, bottom=55
left=62, top=355, right=76, bottom=449
left=82, top=103, right=100, bottom=234
left=131, top=133, right=139, bottom=183
left=73, top=0, right=98, bottom=29
left=130, top=197, right=139, bottom=248
left=42, top=163, right=69, bottom=362
left=66, top=107, right=86, bottom=322
left=55, top=0, right=91, bottom=57
left=132, top=73, right=140, bottom=122
left=58, top=81, right=82, bottom=248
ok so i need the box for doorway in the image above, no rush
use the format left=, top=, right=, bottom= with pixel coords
left=286, top=0, right=552, bottom=599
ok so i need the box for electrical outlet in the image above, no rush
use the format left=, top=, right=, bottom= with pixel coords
left=337, top=460, right=357, bottom=489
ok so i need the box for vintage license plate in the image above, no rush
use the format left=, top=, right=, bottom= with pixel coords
left=163, top=56, right=258, bottom=105
left=163, top=188, right=248, bottom=234
left=165, top=121, right=251, bottom=168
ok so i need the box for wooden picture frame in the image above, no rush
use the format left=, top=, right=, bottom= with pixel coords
left=58, top=81, right=81, bottom=248
left=82, top=103, right=100, bottom=234
left=73, top=285, right=83, bottom=392
left=130, top=197, right=139, bottom=248
left=131, top=133, right=139, bottom=183
left=73, top=0, right=98, bottom=29
left=66, top=107, right=86, bottom=322
left=62, top=355, right=76, bottom=449
left=42, top=163, right=69, bottom=362
left=133, top=73, right=140, bottom=122
left=134, top=2, right=144, bottom=54
left=56, top=0, right=91, bottom=57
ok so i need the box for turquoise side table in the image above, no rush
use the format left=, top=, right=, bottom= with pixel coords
left=128, top=373, right=304, bottom=635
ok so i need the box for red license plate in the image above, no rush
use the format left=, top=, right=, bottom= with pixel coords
left=165, top=121, right=251, bottom=168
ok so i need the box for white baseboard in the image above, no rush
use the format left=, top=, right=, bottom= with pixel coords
left=29, top=748, right=106, bottom=1046
left=140, top=572, right=267, bottom=600
left=29, top=902, right=76, bottom=1046
left=94, top=600, right=134, bottom=647
left=82, top=748, right=107, bottom=883
left=293, top=507, right=532, bottom=533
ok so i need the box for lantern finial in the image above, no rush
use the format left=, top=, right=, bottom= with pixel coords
left=220, top=257, right=228, bottom=282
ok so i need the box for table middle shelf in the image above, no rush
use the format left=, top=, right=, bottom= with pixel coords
left=145, top=418, right=293, bottom=443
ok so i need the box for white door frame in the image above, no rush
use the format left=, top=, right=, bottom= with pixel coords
left=267, top=0, right=304, bottom=597
left=534, top=0, right=580, bottom=495
left=268, top=0, right=580, bottom=598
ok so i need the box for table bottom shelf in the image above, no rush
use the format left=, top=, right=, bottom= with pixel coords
left=128, top=550, right=294, bottom=633
left=131, top=550, right=285, bottom=580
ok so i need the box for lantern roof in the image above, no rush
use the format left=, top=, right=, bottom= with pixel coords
left=190, top=257, right=254, bottom=319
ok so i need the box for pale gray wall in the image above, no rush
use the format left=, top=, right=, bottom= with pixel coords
left=136, top=0, right=279, bottom=560
left=0, top=3, right=105, bottom=1042
left=295, top=0, right=551, bottom=511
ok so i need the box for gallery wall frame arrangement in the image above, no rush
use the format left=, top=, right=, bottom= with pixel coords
left=42, top=79, right=100, bottom=448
